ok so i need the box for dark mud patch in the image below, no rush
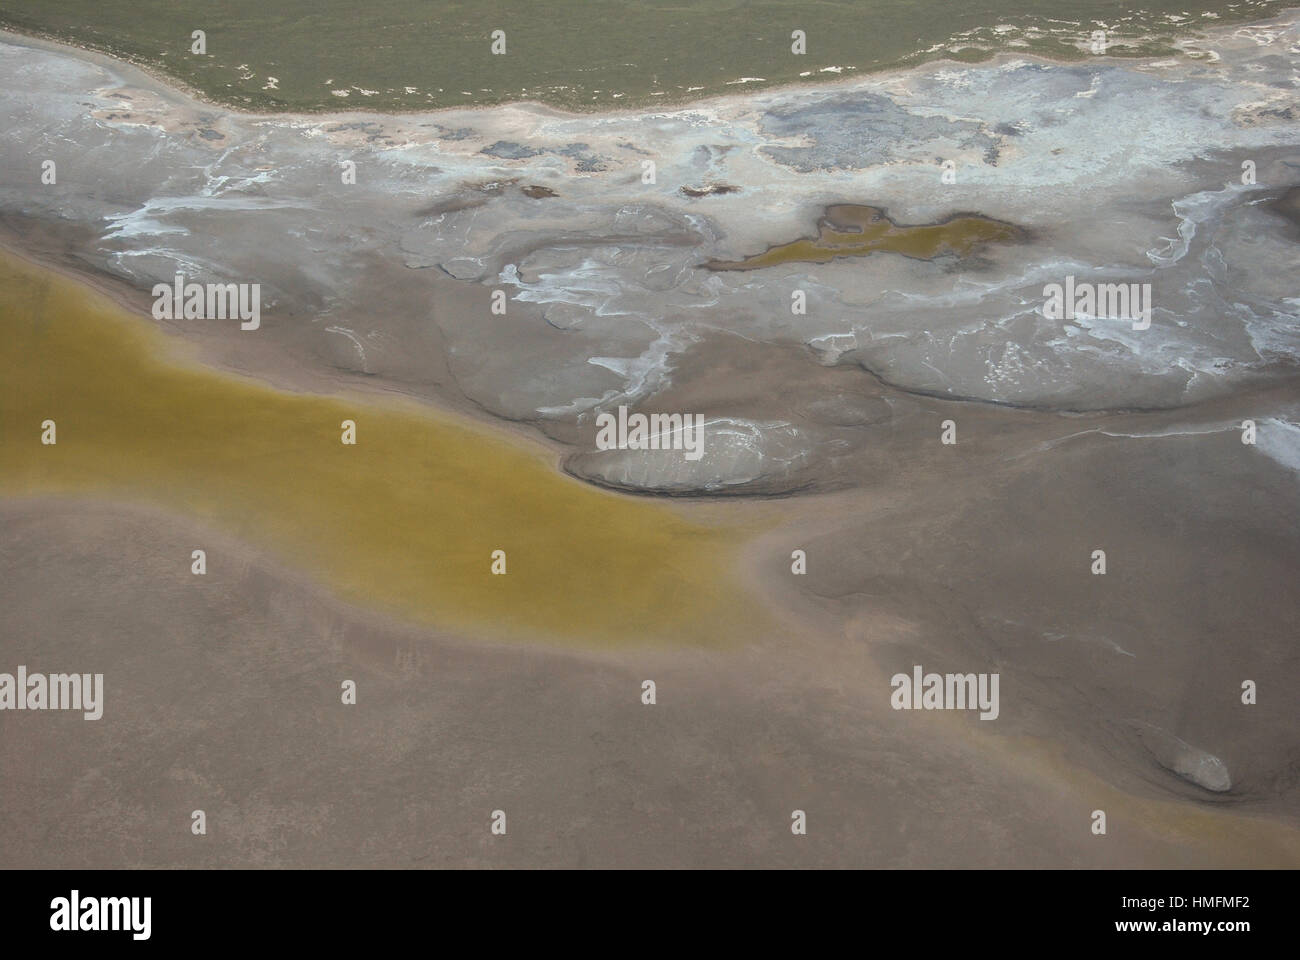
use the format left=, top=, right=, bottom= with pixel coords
left=1265, top=185, right=1300, bottom=238
left=680, top=183, right=741, bottom=198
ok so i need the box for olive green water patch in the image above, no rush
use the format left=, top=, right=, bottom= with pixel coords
left=0, top=253, right=756, bottom=647
left=0, top=0, right=1272, bottom=112
left=706, top=204, right=1023, bottom=271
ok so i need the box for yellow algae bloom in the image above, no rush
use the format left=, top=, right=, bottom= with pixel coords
left=0, top=253, right=753, bottom=647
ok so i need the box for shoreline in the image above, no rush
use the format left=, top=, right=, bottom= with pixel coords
left=2, top=5, right=1297, bottom=125
left=0, top=223, right=820, bottom=519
